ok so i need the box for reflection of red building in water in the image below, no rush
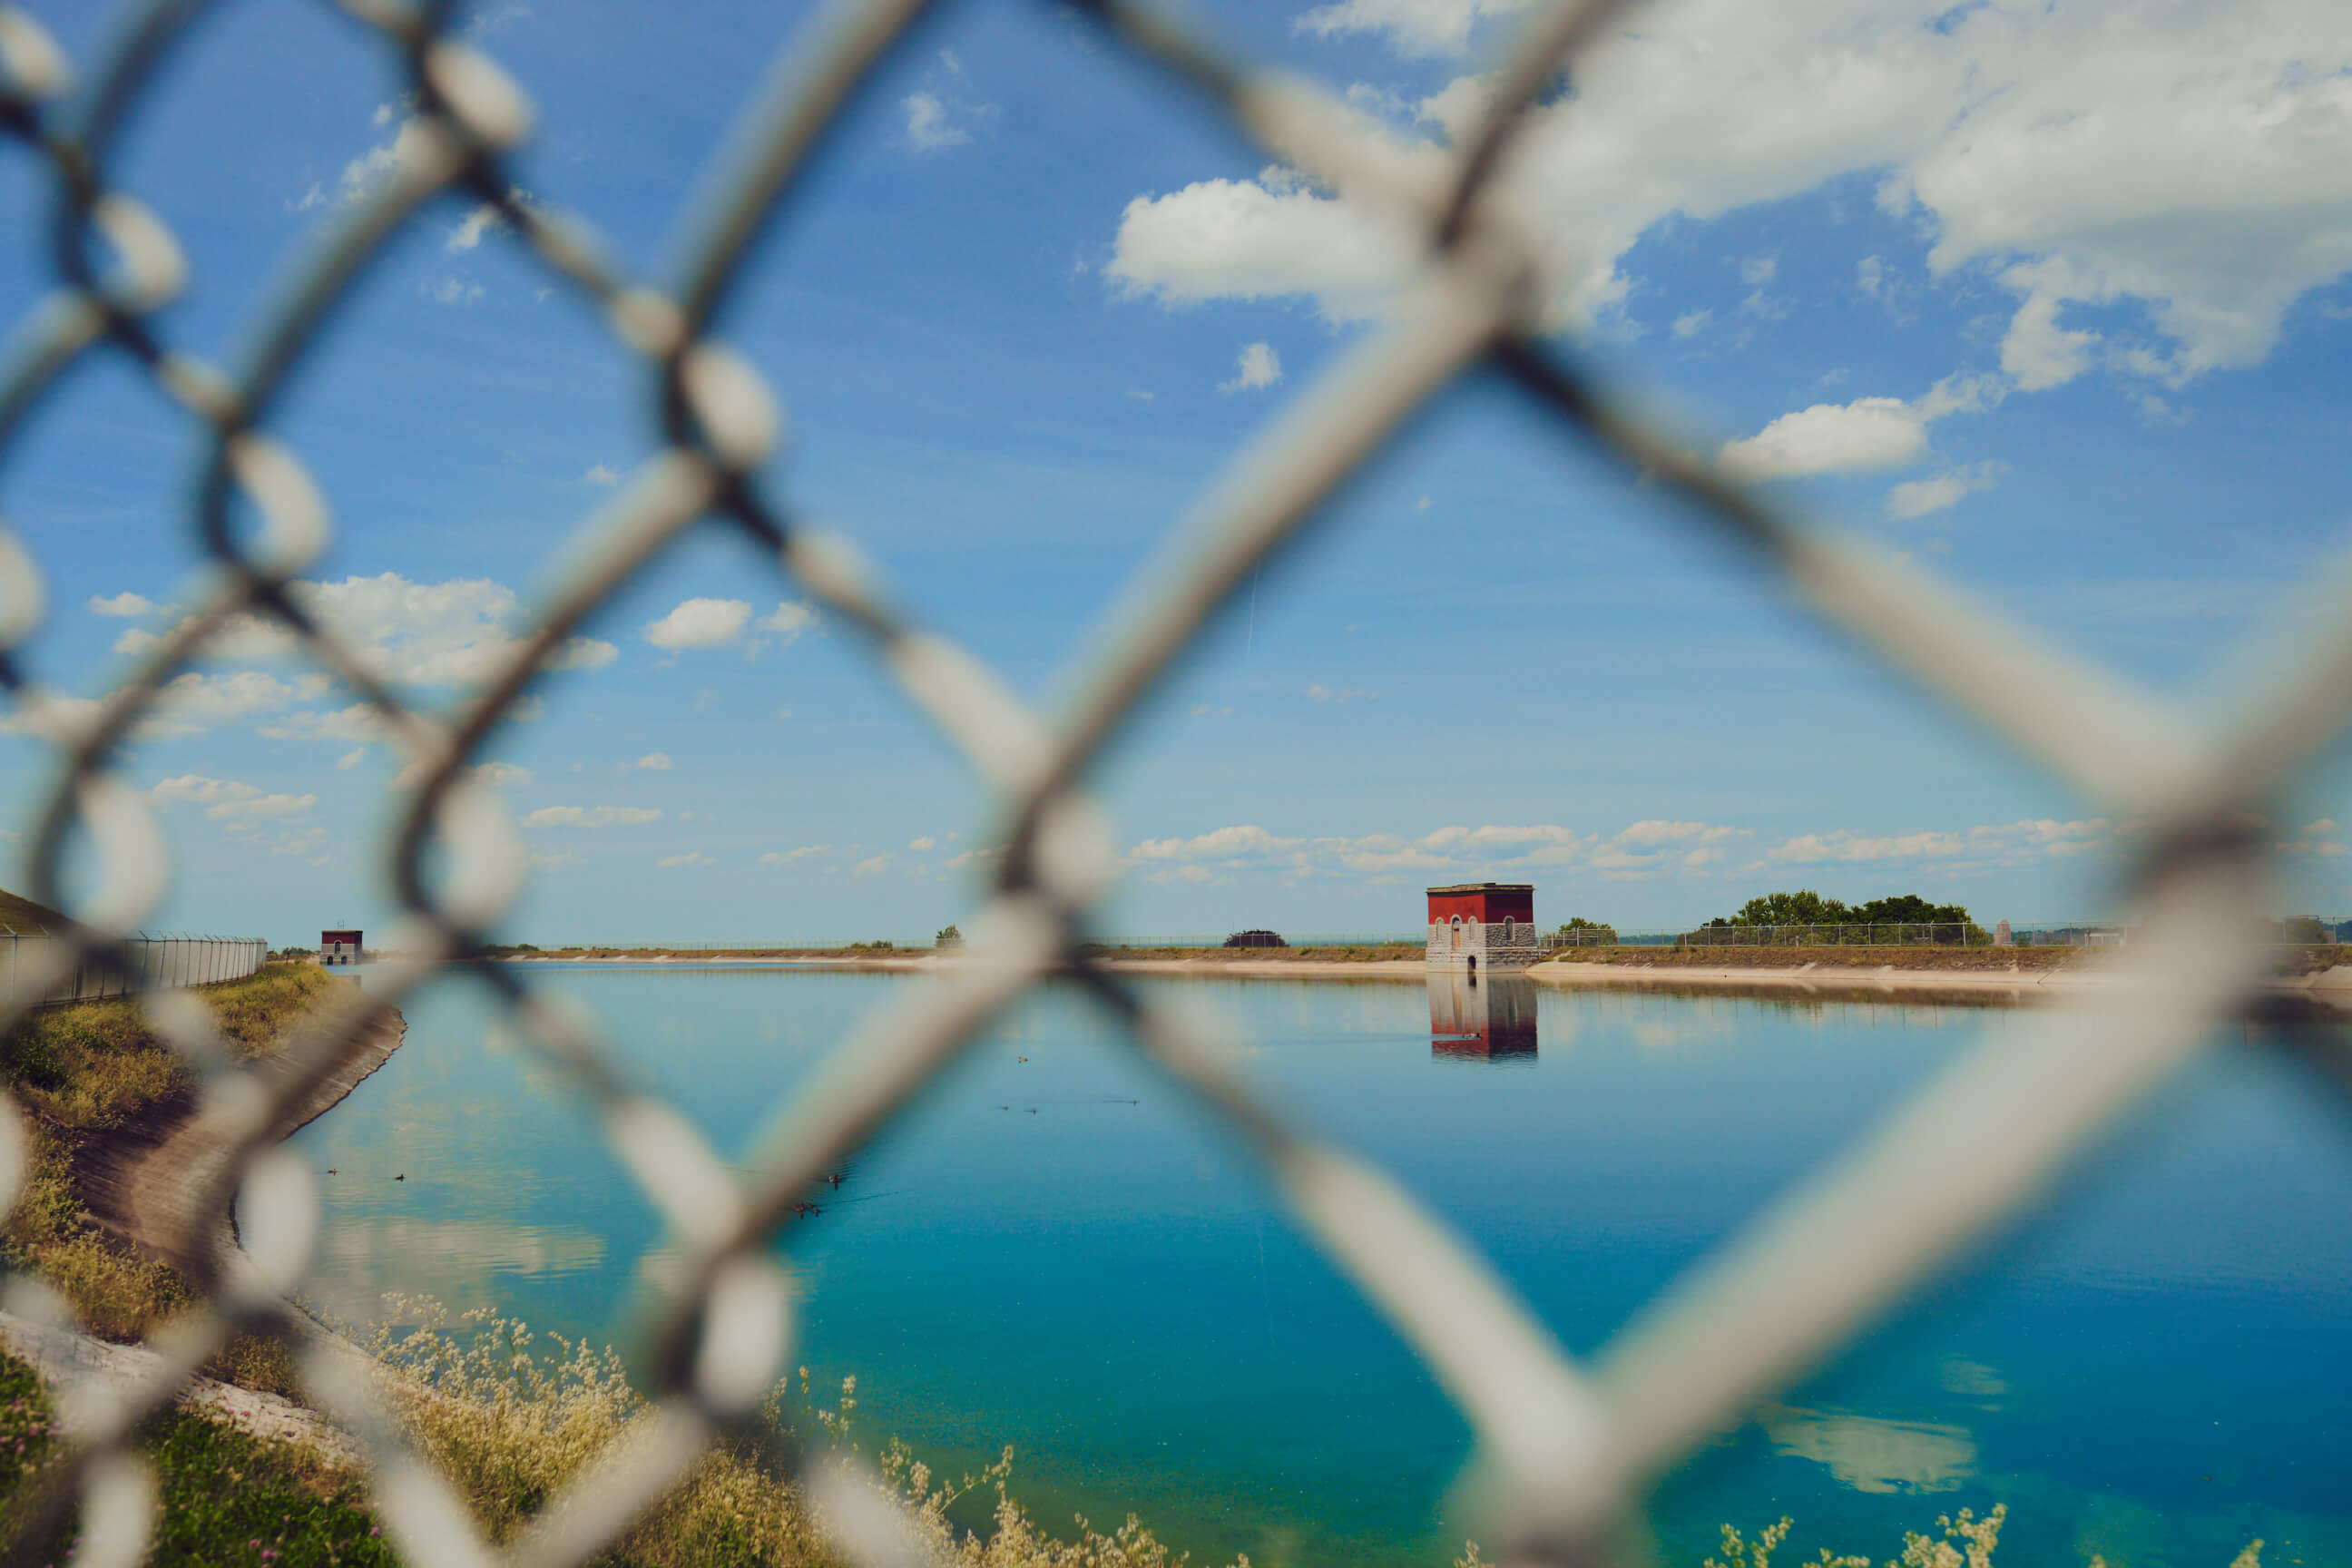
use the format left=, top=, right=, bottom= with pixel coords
left=1427, top=973, right=1538, bottom=1062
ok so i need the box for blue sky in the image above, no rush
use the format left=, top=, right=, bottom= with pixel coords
left=4, top=0, right=2350, bottom=946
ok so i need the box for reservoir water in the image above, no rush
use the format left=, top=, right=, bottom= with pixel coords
left=284, top=967, right=2352, bottom=1566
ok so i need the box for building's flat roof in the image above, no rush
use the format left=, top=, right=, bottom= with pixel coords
left=1425, top=883, right=1534, bottom=895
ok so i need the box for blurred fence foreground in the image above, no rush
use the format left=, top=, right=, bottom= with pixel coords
left=2, top=1, right=2350, bottom=1565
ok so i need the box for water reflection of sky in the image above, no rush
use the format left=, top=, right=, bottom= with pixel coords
left=285, top=967, right=2352, bottom=1568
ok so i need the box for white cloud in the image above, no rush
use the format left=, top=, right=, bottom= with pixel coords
left=1108, top=166, right=1426, bottom=324
left=1885, top=461, right=2010, bottom=522
left=135, top=575, right=619, bottom=691
left=658, top=852, right=715, bottom=868
left=1307, top=684, right=1371, bottom=702
left=1719, top=397, right=1928, bottom=480
left=908, top=836, right=936, bottom=852
left=1219, top=341, right=1283, bottom=393
left=759, top=845, right=828, bottom=864
left=260, top=704, right=380, bottom=744
left=1768, top=829, right=1974, bottom=865
left=1130, top=825, right=1303, bottom=862
left=150, top=775, right=315, bottom=820
left=336, top=747, right=366, bottom=770
left=643, top=597, right=751, bottom=651
left=759, top=601, right=816, bottom=644
left=2306, top=818, right=2342, bottom=835
left=1671, top=309, right=1711, bottom=339
left=1293, top=0, right=1530, bottom=56
left=1998, top=264, right=2102, bottom=390
left=523, top=806, right=662, bottom=828
left=583, top=463, right=621, bottom=485
left=636, top=752, right=672, bottom=771
left=474, top=761, right=533, bottom=787
left=903, top=92, right=975, bottom=152
left=426, top=278, right=484, bottom=306
left=852, top=853, right=892, bottom=877
left=1122, top=0, right=2352, bottom=387
left=339, top=114, right=435, bottom=206
left=547, top=638, right=618, bottom=671
left=446, top=188, right=532, bottom=252
left=1762, top=817, right=2116, bottom=867
left=89, top=593, right=157, bottom=617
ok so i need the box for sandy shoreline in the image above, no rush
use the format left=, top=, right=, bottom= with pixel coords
left=496, top=950, right=2352, bottom=1004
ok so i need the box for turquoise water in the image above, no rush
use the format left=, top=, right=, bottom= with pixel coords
left=284, top=967, right=2352, bottom=1566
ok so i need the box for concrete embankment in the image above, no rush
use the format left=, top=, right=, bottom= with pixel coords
left=1526, top=946, right=2352, bottom=1004
left=77, top=1004, right=407, bottom=1274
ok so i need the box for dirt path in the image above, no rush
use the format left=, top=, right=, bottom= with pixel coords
left=75, top=1006, right=406, bottom=1275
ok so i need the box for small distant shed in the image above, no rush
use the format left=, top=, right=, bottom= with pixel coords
left=1224, top=929, right=1287, bottom=949
left=321, top=928, right=362, bottom=965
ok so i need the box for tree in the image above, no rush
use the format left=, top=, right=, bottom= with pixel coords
left=934, top=926, right=962, bottom=947
left=1730, top=890, right=1851, bottom=926
left=1713, top=890, right=1973, bottom=930
left=1850, top=894, right=1970, bottom=926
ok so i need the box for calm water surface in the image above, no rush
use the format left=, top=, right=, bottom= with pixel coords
left=283, top=968, right=2352, bottom=1567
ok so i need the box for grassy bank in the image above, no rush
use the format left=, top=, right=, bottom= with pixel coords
left=1, top=1327, right=2273, bottom=1567
left=1538, top=945, right=2081, bottom=973
left=1, top=961, right=337, bottom=1378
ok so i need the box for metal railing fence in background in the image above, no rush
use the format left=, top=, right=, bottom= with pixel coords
left=0, top=933, right=266, bottom=1008
left=2, top=1, right=2350, bottom=1565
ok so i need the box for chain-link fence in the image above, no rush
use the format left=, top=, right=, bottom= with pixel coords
left=0, top=933, right=266, bottom=1008
left=1, top=0, right=2348, bottom=1563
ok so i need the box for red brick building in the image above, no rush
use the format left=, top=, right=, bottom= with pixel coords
left=320, top=928, right=362, bottom=965
left=1425, top=883, right=1541, bottom=973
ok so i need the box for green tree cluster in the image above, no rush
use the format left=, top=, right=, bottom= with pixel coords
left=1709, top=891, right=1972, bottom=928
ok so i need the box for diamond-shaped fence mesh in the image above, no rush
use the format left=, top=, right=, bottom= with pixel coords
left=0, top=0, right=2345, bottom=1562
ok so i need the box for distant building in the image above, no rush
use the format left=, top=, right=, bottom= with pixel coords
left=1426, top=883, right=1541, bottom=974
left=321, top=928, right=362, bottom=965
left=1994, top=918, right=2013, bottom=946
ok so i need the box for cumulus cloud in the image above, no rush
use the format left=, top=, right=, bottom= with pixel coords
left=583, top=463, right=621, bottom=485
left=908, top=836, right=936, bottom=852
left=523, top=806, right=662, bottom=828
left=1122, top=818, right=1745, bottom=883
left=120, top=575, right=616, bottom=689
left=904, top=92, right=970, bottom=152
left=759, top=845, right=828, bottom=864
left=658, top=852, right=715, bottom=868
left=1720, top=375, right=2003, bottom=481
left=89, top=593, right=157, bottom=617
left=636, top=752, right=672, bottom=771
left=260, top=704, right=381, bottom=744
left=1116, top=0, right=2352, bottom=387
left=1719, top=397, right=1928, bottom=479
left=852, top=854, right=893, bottom=877
left=643, top=598, right=752, bottom=651
left=759, top=601, right=817, bottom=644
left=1671, top=309, right=1711, bottom=339
left=1762, top=817, right=2114, bottom=867
left=150, top=775, right=316, bottom=820
left=474, top=761, right=533, bottom=787
left=1219, top=341, right=1283, bottom=393
left=336, top=748, right=366, bottom=770
left=1885, top=461, right=2010, bottom=522
left=446, top=187, right=534, bottom=252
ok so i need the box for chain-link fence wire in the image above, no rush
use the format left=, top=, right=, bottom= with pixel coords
left=0, top=934, right=266, bottom=1006
left=1, top=0, right=2348, bottom=1563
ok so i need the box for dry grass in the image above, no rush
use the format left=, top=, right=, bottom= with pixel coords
left=362, top=1302, right=1252, bottom=1567
left=1, top=963, right=335, bottom=1390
